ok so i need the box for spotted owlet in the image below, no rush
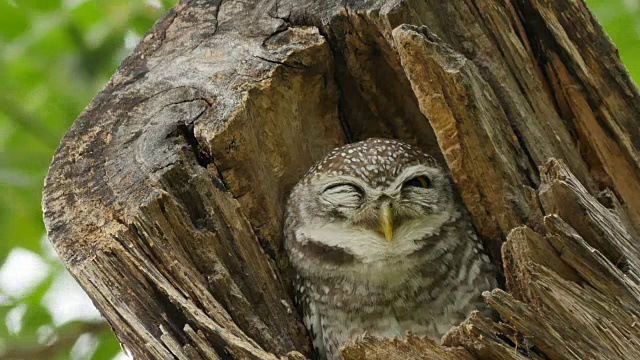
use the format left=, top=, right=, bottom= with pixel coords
left=283, top=138, right=497, bottom=360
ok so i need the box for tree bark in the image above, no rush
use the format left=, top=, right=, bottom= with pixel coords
left=42, top=0, right=640, bottom=359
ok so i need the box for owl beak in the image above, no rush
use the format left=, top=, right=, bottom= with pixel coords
left=380, top=202, right=394, bottom=242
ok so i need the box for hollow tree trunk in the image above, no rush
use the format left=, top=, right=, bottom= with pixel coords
left=42, top=0, right=640, bottom=359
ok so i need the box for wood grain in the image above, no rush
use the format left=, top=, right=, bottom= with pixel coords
left=42, top=0, right=640, bottom=358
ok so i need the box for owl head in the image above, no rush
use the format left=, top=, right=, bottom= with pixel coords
left=285, top=138, right=460, bottom=266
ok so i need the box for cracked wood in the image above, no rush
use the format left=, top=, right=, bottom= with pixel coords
left=43, top=0, right=640, bottom=359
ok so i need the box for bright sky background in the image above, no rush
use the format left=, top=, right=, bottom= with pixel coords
left=0, top=240, right=130, bottom=359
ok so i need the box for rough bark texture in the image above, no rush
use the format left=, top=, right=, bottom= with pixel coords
left=42, top=0, right=640, bottom=359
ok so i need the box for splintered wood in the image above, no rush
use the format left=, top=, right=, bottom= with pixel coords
left=355, top=160, right=640, bottom=360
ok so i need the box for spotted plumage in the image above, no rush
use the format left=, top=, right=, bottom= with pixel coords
left=284, top=138, right=497, bottom=360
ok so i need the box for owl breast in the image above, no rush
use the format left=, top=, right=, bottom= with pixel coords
left=291, top=220, right=495, bottom=360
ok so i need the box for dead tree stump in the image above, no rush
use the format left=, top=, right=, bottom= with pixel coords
left=42, top=0, right=640, bottom=359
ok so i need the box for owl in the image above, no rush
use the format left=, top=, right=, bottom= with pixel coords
left=283, top=138, right=497, bottom=360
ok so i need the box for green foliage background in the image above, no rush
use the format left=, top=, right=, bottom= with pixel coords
left=0, top=1, right=174, bottom=358
left=0, top=0, right=637, bottom=358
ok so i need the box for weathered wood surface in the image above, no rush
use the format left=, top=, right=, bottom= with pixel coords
left=42, top=0, right=640, bottom=359
left=342, top=335, right=474, bottom=360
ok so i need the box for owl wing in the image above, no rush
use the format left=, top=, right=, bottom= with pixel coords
left=294, top=275, right=325, bottom=359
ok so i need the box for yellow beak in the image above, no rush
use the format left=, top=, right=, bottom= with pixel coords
left=380, top=202, right=394, bottom=242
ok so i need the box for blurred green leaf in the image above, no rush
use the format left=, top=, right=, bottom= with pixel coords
left=18, top=0, right=62, bottom=12
left=0, top=2, right=29, bottom=40
left=20, top=303, right=54, bottom=335
left=588, top=0, right=640, bottom=82
left=92, top=330, right=123, bottom=360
